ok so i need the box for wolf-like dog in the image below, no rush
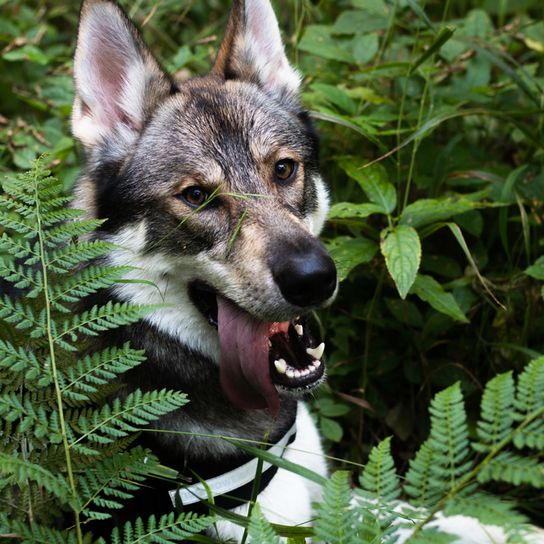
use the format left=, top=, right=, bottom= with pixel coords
left=72, top=0, right=337, bottom=539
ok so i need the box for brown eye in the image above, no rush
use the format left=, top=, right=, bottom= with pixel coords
left=180, top=186, right=209, bottom=208
left=274, top=159, right=298, bottom=183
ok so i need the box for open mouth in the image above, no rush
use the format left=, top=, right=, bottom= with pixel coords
left=188, top=280, right=326, bottom=415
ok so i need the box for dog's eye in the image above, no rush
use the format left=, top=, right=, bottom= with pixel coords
left=274, top=159, right=297, bottom=183
left=180, top=186, right=209, bottom=208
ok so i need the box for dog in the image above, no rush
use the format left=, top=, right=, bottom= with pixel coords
left=72, top=0, right=337, bottom=540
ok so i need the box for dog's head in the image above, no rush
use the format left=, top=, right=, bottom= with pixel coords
left=72, top=0, right=337, bottom=416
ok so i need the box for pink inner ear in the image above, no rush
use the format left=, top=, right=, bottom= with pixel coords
left=245, top=1, right=284, bottom=65
left=87, top=36, right=131, bottom=128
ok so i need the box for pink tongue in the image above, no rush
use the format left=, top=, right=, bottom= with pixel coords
left=217, top=297, right=288, bottom=418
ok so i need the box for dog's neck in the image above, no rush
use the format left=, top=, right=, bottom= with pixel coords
left=94, top=300, right=298, bottom=468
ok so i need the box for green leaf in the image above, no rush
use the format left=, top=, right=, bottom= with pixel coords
left=298, top=25, right=353, bottom=63
left=353, top=33, right=380, bottom=65
left=341, top=160, right=397, bottom=214
left=248, top=504, right=281, bottom=544
left=410, top=274, right=469, bottom=323
left=314, top=472, right=360, bottom=544
left=408, top=27, right=456, bottom=75
left=325, top=236, right=378, bottom=282
left=3, top=44, right=51, bottom=65
left=525, top=256, right=544, bottom=280
left=329, top=202, right=385, bottom=220
left=320, top=416, right=344, bottom=442
left=380, top=225, right=421, bottom=299
left=359, top=437, right=400, bottom=503
left=400, top=197, right=482, bottom=229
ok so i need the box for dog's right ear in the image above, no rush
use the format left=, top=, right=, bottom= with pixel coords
left=72, top=0, right=175, bottom=149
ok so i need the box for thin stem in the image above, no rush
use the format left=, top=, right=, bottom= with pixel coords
left=34, top=172, right=82, bottom=543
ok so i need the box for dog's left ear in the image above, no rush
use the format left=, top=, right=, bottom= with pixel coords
left=213, top=0, right=301, bottom=100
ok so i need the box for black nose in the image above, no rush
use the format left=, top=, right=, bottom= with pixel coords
left=271, top=238, right=337, bottom=307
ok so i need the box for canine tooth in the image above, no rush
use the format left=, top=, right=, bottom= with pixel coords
left=295, top=324, right=304, bottom=336
left=274, top=359, right=287, bottom=374
left=286, top=368, right=295, bottom=379
left=306, top=342, right=325, bottom=360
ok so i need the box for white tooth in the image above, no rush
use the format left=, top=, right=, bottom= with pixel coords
left=306, top=343, right=325, bottom=360
left=274, top=359, right=287, bottom=374
left=286, top=368, right=295, bottom=379
left=294, top=370, right=301, bottom=378
left=302, top=369, right=310, bottom=376
left=295, top=324, right=304, bottom=336
left=314, top=359, right=322, bottom=368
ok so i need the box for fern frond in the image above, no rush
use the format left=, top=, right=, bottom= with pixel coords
left=443, top=492, right=528, bottom=533
left=0, top=452, right=72, bottom=505
left=359, top=437, right=400, bottom=503
left=404, top=383, right=471, bottom=506
left=46, top=240, right=116, bottom=274
left=0, top=517, right=80, bottom=544
left=0, top=258, right=43, bottom=294
left=0, top=210, right=36, bottom=236
left=513, top=357, right=544, bottom=450
left=51, top=265, right=133, bottom=306
left=478, top=451, right=544, bottom=488
left=0, top=232, right=37, bottom=259
left=109, top=512, right=214, bottom=544
left=247, top=503, right=281, bottom=544
left=77, top=447, right=153, bottom=519
left=74, top=389, right=188, bottom=445
left=44, top=219, right=106, bottom=244
left=474, top=371, right=515, bottom=452
left=60, top=344, right=146, bottom=401
left=57, top=301, right=160, bottom=351
left=356, top=437, right=401, bottom=543
left=406, top=528, right=457, bottom=544
left=314, top=471, right=360, bottom=544
left=0, top=339, right=44, bottom=383
left=0, top=295, right=39, bottom=331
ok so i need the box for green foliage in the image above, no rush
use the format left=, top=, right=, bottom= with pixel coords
left=109, top=513, right=214, bottom=544
left=0, top=158, right=202, bottom=542
left=1, top=0, right=544, bottom=540
left=247, top=504, right=281, bottom=544
left=314, top=472, right=361, bottom=544
left=404, top=383, right=471, bottom=506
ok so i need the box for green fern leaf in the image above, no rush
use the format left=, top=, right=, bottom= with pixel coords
left=474, top=371, right=515, bottom=452
left=407, top=528, right=457, bottom=544
left=61, top=343, right=146, bottom=401
left=443, top=492, right=528, bottom=532
left=0, top=295, right=39, bottom=331
left=513, top=357, right=544, bottom=450
left=314, top=471, right=360, bottom=544
left=359, top=436, right=400, bottom=503
left=57, top=301, right=160, bottom=350
left=109, top=512, right=214, bottom=544
left=478, top=451, right=544, bottom=488
left=0, top=517, right=81, bottom=544
left=74, top=389, right=188, bottom=445
left=46, top=239, right=115, bottom=274
left=77, top=447, right=155, bottom=519
left=247, top=503, right=282, bottom=544
left=0, top=452, right=72, bottom=505
left=404, top=383, right=472, bottom=506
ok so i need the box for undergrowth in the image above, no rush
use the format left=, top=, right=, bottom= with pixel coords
left=0, top=0, right=543, bottom=542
